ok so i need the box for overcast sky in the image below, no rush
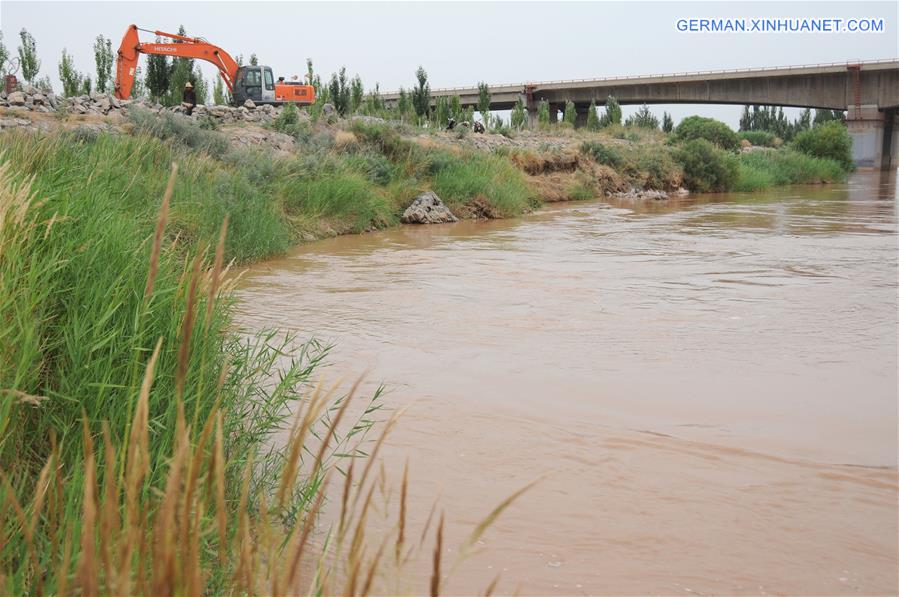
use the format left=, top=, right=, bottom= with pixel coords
left=2, top=1, right=897, bottom=125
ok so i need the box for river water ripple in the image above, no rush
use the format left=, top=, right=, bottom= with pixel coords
left=236, top=173, right=898, bottom=595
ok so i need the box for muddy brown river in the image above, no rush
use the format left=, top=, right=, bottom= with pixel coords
left=235, top=173, right=898, bottom=596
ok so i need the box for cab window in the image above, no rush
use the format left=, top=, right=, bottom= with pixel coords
left=264, top=68, right=275, bottom=91
left=244, top=68, right=262, bottom=87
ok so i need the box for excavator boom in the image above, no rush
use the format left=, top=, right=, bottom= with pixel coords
left=116, top=24, right=239, bottom=100
left=114, top=24, right=314, bottom=106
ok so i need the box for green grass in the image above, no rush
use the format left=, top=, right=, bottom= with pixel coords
left=738, top=130, right=778, bottom=147
left=0, top=117, right=529, bottom=594
left=0, top=126, right=385, bottom=590
left=733, top=149, right=847, bottom=192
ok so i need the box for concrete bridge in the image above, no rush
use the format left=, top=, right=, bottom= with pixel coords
left=382, top=60, right=899, bottom=170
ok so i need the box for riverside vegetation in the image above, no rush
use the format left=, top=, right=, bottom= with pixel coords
left=0, top=55, right=856, bottom=593
left=0, top=126, right=537, bottom=594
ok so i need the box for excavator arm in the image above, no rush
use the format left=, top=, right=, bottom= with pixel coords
left=115, top=24, right=240, bottom=100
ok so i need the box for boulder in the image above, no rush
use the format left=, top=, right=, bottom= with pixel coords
left=7, top=91, right=26, bottom=106
left=23, top=84, right=38, bottom=95
left=46, top=93, right=58, bottom=108
left=322, top=103, right=335, bottom=116
left=401, top=191, right=458, bottom=224
left=243, top=99, right=256, bottom=109
left=32, top=93, right=46, bottom=105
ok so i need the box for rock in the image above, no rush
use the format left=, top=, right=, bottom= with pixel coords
left=612, top=187, right=669, bottom=201
left=243, top=99, right=256, bottom=109
left=0, top=117, right=33, bottom=130
left=322, top=103, right=335, bottom=116
left=7, top=91, right=26, bottom=106
left=401, top=191, right=458, bottom=224
left=47, top=93, right=58, bottom=108
left=23, top=84, right=38, bottom=95
left=32, top=93, right=46, bottom=105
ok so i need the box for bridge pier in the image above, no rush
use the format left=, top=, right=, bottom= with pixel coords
left=847, top=105, right=897, bottom=170
left=523, top=93, right=537, bottom=128
left=575, top=104, right=590, bottom=128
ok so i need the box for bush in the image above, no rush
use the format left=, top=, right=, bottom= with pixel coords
left=431, top=152, right=536, bottom=217
left=733, top=148, right=847, bottom=191
left=580, top=140, right=623, bottom=168
left=791, top=121, right=853, bottom=171
left=674, top=138, right=738, bottom=192
left=671, top=116, right=740, bottom=151
left=126, top=107, right=230, bottom=158
left=635, top=145, right=681, bottom=190
left=738, top=130, right=777, bottom=147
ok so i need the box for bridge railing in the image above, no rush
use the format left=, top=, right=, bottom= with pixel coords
left=381, top=58, right=898, bottom=96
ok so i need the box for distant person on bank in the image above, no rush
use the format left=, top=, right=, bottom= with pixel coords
left=182, top=81, right=196, bottom=116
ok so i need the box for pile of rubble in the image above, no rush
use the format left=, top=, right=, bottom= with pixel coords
left=0, top=84, right=319, bottom=126
left=0, top=84, right=62, bottom=112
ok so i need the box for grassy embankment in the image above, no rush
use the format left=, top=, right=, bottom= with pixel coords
left=0, top=119, right=531, bottom=593
left=576, top=118, right=853, bottom=194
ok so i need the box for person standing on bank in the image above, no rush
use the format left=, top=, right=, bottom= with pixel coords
left=182, top=81, right=197, bottom=116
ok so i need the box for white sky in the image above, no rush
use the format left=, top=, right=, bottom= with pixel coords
left=1, top=0, right=897, bottom=126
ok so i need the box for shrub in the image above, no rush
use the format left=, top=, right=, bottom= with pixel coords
left=635, top=145, right=681, bottom=190
left=431, top=152, right=536, bottom=217
left=671, top=116, right=740, bottom=151
left=580, top=140, right=623, bottom=168
left=127, top=107, right=230, bottom=158
left=567, top=180, right=595, bottom=201
left=674, top=138, right=738, bottom=192
left=625, top=104, right=659, bottom=129
left=791, top=121, right=853, bottom=171
left=733, top=148, right=847, bottom=191
left=738, top=130, right=777, bottom=147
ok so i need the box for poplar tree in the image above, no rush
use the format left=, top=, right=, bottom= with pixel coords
left=58, top=49, right=84, bottom=97
left=212, top=76, right=228, bottom=105
left=477, top=81, right=491, bottom=124
left=397, top=87, right=411, bottom=122
left=586, top=100, right=601, bottom=131
left=435, top=96, right=449, bottom=127
left=144, top=39, right=170, bottom=101
left=350, top=75, right=364, bottom=114
left=537, top=99, right=550, bottom=125
left=17, top=29, right=40, bottom=84
left=662, top=111, right=674, bottom=133
left=411, top=66, right=430, bottom=121
left=0, top=33, right=8, bottom=76
left=93, top=35, right=114, bottom=93
left=603, top=96, right=622, bottom=126
left=449, top=95, right=462, bottom=122
left=563, top=100, right=576, bottom=125
left=511, top=97, right=527, bottom=129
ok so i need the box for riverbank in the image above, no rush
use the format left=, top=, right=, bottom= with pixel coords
left=0, top=105, right=852, bottom=262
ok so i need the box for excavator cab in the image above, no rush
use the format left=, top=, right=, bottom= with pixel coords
left=233, top=65, right=274, bottom=105
left=233, top=65, right=315, bottom=106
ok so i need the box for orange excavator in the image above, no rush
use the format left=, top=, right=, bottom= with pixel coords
left=114, top=24, right=315, bottom=106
